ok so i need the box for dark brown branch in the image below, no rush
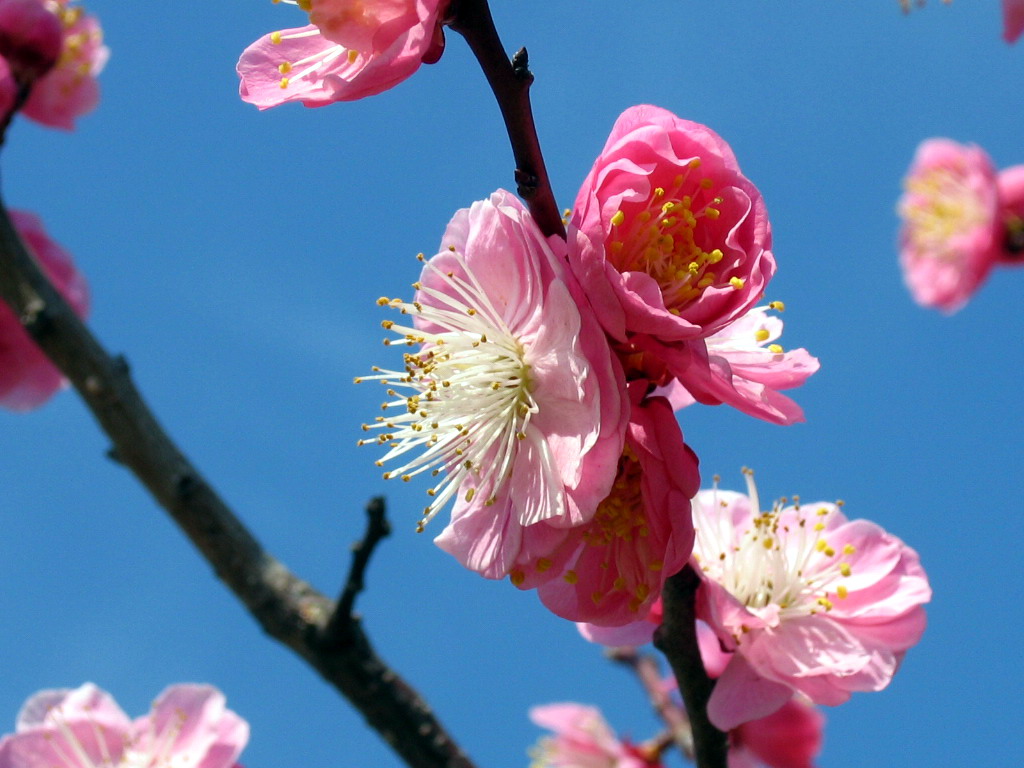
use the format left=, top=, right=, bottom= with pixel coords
left=608, top=648, right=694, bottom=761
left=448, top=0, right=565, bottom=239
left=323, top=496, right=392, bottom=646
left=0, top=199, right=476, bottom=768
left=653, top=565, right=728, bottom=768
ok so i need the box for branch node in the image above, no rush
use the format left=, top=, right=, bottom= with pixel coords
left=511, top=47, right=533, bottom=83
left=112, top=354, right=131, bottom=375
left=174, top=471, right=199, bottom=500
left=105, top=446, right=124, bottom=465
left=514, top=168, right=539, bottom=199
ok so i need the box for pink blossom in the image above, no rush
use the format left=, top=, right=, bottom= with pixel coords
left=0, top=0, right=62, bottom=83
left=1003, top=0, right=1024, bottom=42
left=360, top=190, right=627, bottom=578
left=0, top=682, right=249, bottom=768
left=237, top=0, right=447, bottom=110
left=0, top=209, right=89, bottom=410
left=20, top=1, right=108, bottom=130
left=529, top=703, right=659, bottom=768
left=569, top=105, right=774, bottom=381
left=512, top=383, right=698, bottom=626
left=692, top=471, right=931, bottom=729
left=0, top=56, right=16, bottom=116
left=997, top=164, right=1024, bottom=260
left=666, top=304, right=819, bottom=426
left=729, top=696, right=824, bottom=768
left=898, top=139, right=1004, bottom=313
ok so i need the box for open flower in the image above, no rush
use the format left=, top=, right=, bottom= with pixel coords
left=692, top=470, right=931, bottom=729
left=237, top=0, right=447, bottom=110
left=666, top=304, right=818, bottom=426
left=512, top=382, right=699, bottom=626
left=20, top=0, right=107, bottom=130
left=0, top=209, right=89, bottom=410
left=0, top=0, right=63, bottom=84
left=0, top=682, right=249, bottom=768
left=361, top=190, right=626, bottom=578
left=529, top=703, right=660, bottom=768
left=569, top=105, right=773, bottom=381
left=730, top=696, right=824, bottom=768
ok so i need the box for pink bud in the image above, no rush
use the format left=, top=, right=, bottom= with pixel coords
left=0, top=0, right=62, bottom=82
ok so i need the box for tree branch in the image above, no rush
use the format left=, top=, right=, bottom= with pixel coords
left=448, top=0, right=565, bottom=239
left=653, top=565, right=728, bottom=768
left=0, top=198, right=476, bottom=768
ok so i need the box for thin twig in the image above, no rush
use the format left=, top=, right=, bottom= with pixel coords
left=323, top=496, right=392, bottom=646
left=0, top=198, right=476, bottom=768
left=608, top=648, right=694, bottom=761
left=654, top=565, right=728, bottom=768
left=448, top=0, right=565, bottom=239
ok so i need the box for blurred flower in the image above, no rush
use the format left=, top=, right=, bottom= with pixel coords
left=729, top=696, right=824, bottom=768
left=19, top=0, right=107, bottom=130
left=898, top=139, right=1010, bottom=313
left=663, top=304, right=818, bottom=426
left=237, top=0, right=447, bottom=109
left=0, top=209, right=89, bottom=410
left=1005, top=0, right=1024, bottom=42
left=569, top=104, right=774, bottom=383
left=361, top=190, right=627, bottom=579
left=0, top=0, right=62, bottom=84
left=513, top=382, right=698, bottom=626
left=0, top=682, right=249, bottom=768
left=529, top=703, right=660, bottom=768
left=693, top=470, right=931, bottom=729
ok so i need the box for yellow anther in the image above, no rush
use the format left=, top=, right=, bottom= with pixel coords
left=755, top=329, right=770, bottom=342
left=278, top=61, right=292, bottom=74
left=817, top=508, right=829, bottom=516
left=840, top=563, right=852, bottom=577
left=768, top=344, right=783, bottom=354
left=843, top=543, right=856, bottom=555
left=278, top=77, right=290, bottom=89
left=465, top=488, right=475, bottom=502
left=688, top=261, right=700, bottom=274
left=769, top=300, right=786, bottom=312
left=815, top=539, right=827, bottom=552
left=635, top=584, right=650, bottom=601
left=729, top=277, right=745, bottom=289
left=348, top=49, right=359, bottom=63
left=613, top=577, right=626, bottom=591
left=708, top=248, right=724, bottom=263
left=649, top=560, right=663, bottom=571
left=817, top=598, right=834, bottom=611
left=653, top=187, right=665, bottom=198
left=704, top=207, right=721, bottom=219
left=297, top=0, right=312, bottom=9
left=536, top=558, right=552, bottom=573
left=762, top=537, right=773, bottom=549
left=591, top=591, right=604, bottom=605
left=563, top=570, right=579, bottom=584
left=814, top=522, right=825, bottom=531
left=688, top=158, right=701, bottom=169
left=837, top=585, right=849, bottom=599
left=510, top=569, right=525, bottom=587
left=271, top=31, right=283, bottom=44
left=700, top=178, right=714, bottom=189
left=610, top=210, right=625, bottom=226
left=824, top=547, right=835, bottom=557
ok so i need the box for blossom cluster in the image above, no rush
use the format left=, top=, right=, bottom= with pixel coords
left=356, top=104, right=818, bottom=630
left=898, top=138, right=1024, bottom=313
left=0, top=0, right=107, bottom=129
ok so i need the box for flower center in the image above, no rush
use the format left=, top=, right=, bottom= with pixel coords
left=41, top=703, right=187, bottom=768
left=358, top=251, right=538, bottom=531
left=901, top=165, right=989, bottom=260
left=606, top=158, right=743, bottom=314
left=693, top=469, right=855, bottom=626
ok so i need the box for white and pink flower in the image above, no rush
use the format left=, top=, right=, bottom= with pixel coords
left=361, top=190, right=627, bottom=579
left=529, top=703, right=659, bottom=768
left=0, top=683, right=248, bottom=768
left=237, top=0, right=447, bottom=109
left=692, top=471, right=931, bottom=729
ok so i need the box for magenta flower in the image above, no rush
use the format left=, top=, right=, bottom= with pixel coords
left=361, top=190, right=627, bottom=578
left=692, top=471, right=931, bottom=729
left=529, top=703, right=659, bottom=768
left=1004, top=0, right=1024, bottom=42
left=237, top=0, right=447, bottom=110
left=19, top=1, right=107, bottom=130
left=0, top=682, right=249, bottom=768
left=512, top=382, right=699, bottom=626
left=0, top=210, right=89, bottom=410
left=668, top=304, right=819, bottom=426
left=0, top=0, right=63, bottom=84
left=729, top=696, right=824, bottom=768
left=569, top=105, right=774, bottom=380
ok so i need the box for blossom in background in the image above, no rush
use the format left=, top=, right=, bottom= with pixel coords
left=237, top=0, right=448, bottom=110
left=18, top=0, right=108, bottom=130
left=0, top=210, right=89, bottom=410
left=0, top=0, right=63, bottom=84
left=529, top=703, right=660, bottom=768
left=1005, top=0, right=1024, bottom=42
left=569, top=104, right=774, bottom=382
left=0, top=682, right=249, bottom=768
left=692, top=470, right=931, bottom=729
left=730, top=696, right=823, bottom=768
left=664, top=304, right=819, bottom=426
left=361, top=190, right=627, bottom=579
left=513, top=382, right=698, bottom=626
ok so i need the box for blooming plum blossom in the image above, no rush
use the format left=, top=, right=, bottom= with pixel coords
left=529, top=703, right=660, bottom=768
left=237, top=0, right=447, bottom=110
left=1005, top=0, right=1024, bottom=42
left=512, top=382, right=699, bottom=626
left=20, top=0, right=108, bottom=130
left=0, top=682, right=249, bottom=768
left=729, top=696, right=823, bottom=768
left=692, top=470, right=931, bottom=729
left=569, top=105, right=774, bottom=381
left=360, top=190, right=627, bottom=579
left=0, top=210, right=89, bottom=410
left=898, top=139, right=1007, bottom=313
left=0, top=0, right=63, bottom=83
left=665, top=304, right=819, bottom=426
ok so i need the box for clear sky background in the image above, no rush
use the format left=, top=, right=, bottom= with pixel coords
left=0, top=2, right=1021, bottom=767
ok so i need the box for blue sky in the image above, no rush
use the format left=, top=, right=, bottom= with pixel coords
left=0, top=2, right=1021, bottom=767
